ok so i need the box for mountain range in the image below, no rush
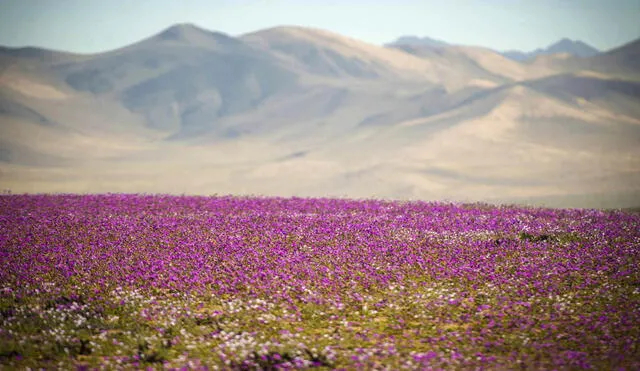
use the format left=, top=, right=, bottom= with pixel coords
left=502, top=38, right=601, bottom=61
left=1, top=23, right=639, bottom=208
left=387, top=36, right=602, bottom=61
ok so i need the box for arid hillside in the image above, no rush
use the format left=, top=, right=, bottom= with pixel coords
left=1, top=24, right=639, bottom=208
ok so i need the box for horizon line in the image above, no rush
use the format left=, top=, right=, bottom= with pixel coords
left=1, top=22, right=638, bottom=55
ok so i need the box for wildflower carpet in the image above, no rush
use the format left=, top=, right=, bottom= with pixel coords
left=1, top=195, right=638, bottom=369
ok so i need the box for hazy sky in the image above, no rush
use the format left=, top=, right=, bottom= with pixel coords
left=1, top=0, right=638, bottom=53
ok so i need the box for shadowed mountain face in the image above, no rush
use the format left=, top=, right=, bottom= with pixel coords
left=118, top=49, right=299, bottom=136
left=1, top=24, right=639, bottom=208
left=523, top=74, right=640, bottom=102
left=586, top=38, right=640, bottom=75
left=48, top=24, right=302, bottom=136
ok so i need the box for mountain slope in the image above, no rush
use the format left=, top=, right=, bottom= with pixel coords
left=528, top=38, right=640, bottom=78
left=240, top=26, right=450, bottom=83
left=39, top=24, right=304, bottom=138
left=389, top=43, right=557, bottom=84
left=587, top=38, right=640, bottom=75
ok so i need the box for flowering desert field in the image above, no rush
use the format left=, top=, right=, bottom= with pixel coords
left=1, top=194, right=639, bottom=370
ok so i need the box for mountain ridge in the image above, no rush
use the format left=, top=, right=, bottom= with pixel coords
left=387, top=35, right=606, bottom=61
left=502, top=38, right=600, bottom=61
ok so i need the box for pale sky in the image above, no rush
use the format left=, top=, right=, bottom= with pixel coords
left=1, top=0, right=639, bottom=53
